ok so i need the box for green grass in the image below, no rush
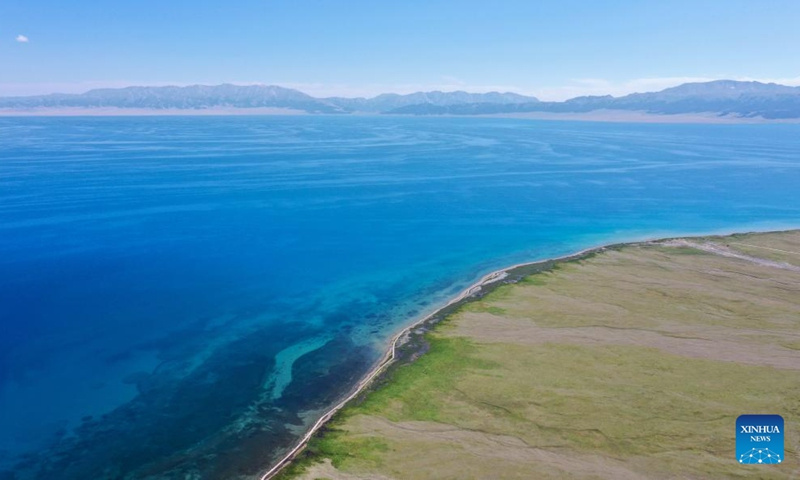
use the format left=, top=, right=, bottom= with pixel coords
left=466, top=343, right=800, bottom=456
left=281, top=233, right=800, bottom=479
left=483, top=305, right=507, bottom=315
left=292, top=338, right=799, bottom=478
left=273, top=335, right=493, bottom=479
left=780, top=340, right=800, bottom=351
left=272, top=417, right=390, bottom=479
left=285, top=332, right=800, bottom=479
left=354, top=335, right=496, bottom=423
left=519, top=273, right=551, bottom=286
left=307, top=430, right=390, bottom=470
left=656, top=245, right=707, bottom=255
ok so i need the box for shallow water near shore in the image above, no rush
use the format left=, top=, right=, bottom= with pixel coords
left=1, top=116, right=799, bottom=478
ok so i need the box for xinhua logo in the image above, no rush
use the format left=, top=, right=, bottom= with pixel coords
left=736, top=414, right=784, bottom=465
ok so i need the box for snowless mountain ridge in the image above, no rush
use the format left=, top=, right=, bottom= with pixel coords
left=2, top=80, right=800, bottom=118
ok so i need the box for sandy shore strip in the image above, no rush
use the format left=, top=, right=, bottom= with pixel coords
left=258, top=228, right=799, bottom=479
left=258, top=242, right=627, bottom=479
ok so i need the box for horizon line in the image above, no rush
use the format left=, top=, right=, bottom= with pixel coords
left=2, top=77, right=800, bottom=103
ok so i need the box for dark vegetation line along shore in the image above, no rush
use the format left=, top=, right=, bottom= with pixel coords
left=263, top=241, right=634, bottom=479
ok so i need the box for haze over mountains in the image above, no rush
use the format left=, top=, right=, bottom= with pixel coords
left=2, top=80, right=800, bottom=119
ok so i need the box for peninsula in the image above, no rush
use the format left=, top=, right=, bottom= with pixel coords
left=272, top=230, right=800, bottom=479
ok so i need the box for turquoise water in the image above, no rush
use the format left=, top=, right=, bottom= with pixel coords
left=1, top=116, right=799, bottom=479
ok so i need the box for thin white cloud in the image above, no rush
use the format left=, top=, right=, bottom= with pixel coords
left=15, top=35, right=29, bottom=43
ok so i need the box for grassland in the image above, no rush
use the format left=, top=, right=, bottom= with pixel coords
left=277, top=230, right=800, bottom=479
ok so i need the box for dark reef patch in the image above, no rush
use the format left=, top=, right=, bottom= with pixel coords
left=3, top=320, right=354, bottom=480
left=276, top=335, right=374, bottom=414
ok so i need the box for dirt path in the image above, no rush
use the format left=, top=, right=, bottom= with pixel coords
left=728, top=242, right=800, bottom=257
left=662, top=239, right=800, bottom=272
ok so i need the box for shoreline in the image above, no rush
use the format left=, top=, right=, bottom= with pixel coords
left=258, top=245, right=606, bottom=479
left=256, top=226, right=800, bottom=480
left=3, top=108, right=800, bottom=124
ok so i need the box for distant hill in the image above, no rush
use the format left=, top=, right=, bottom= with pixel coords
left=2, top=80, right=800, bottom=119
left=0, top=84, right=345, bottom=113
left=564, top=80, right=800, bottom=119
left=324, top=91, right=537, bottom=112
left=0, top=85, right=538, bottom=114
left=388, top=80, right=800, bottom=119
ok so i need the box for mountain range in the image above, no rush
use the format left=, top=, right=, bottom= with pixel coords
left=2, top=80, right=800, bottom=119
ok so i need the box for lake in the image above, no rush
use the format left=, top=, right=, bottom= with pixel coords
left=1, top=116, right=798, bottom=479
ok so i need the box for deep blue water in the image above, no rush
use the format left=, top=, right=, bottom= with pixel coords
left=1, top=116, right=799, bottom=479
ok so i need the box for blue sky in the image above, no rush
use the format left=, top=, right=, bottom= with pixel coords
left=2, top=0, right=800, bottom=99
